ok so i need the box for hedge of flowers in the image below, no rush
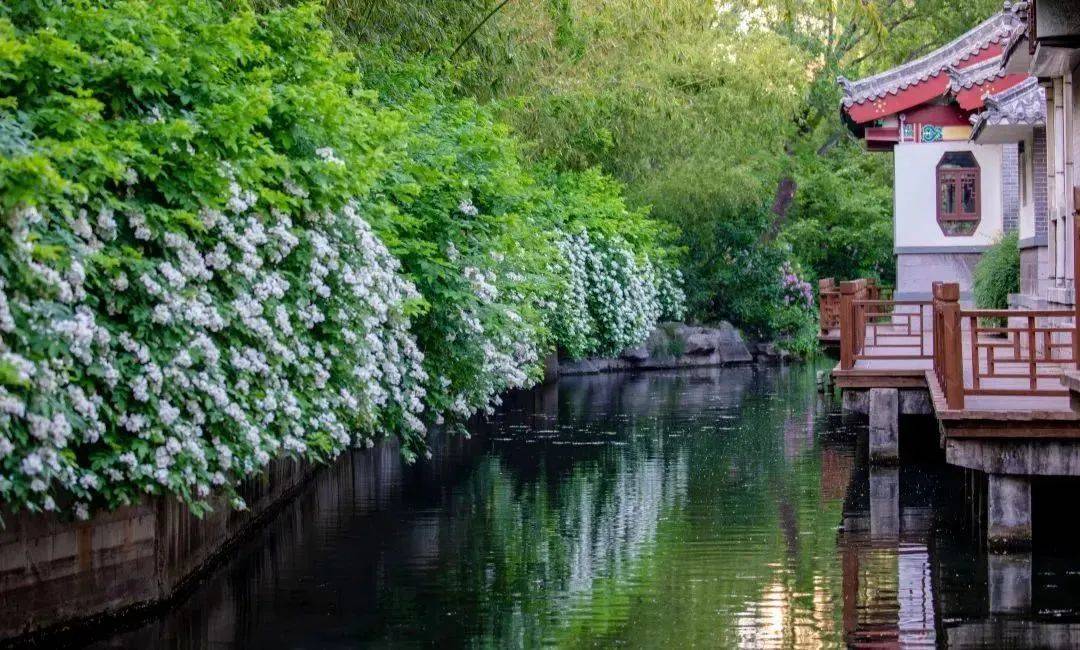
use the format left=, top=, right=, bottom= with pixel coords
left=0, top=1, right=684, bottom=518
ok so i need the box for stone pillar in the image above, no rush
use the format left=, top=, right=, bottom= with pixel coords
left=988, top=552, right=1032, bottom=614
left=988, top=474, right=1032, bottom=550
left=869, top=388, right=899, bottom=464
left=869, top=465, right=900, bottom=540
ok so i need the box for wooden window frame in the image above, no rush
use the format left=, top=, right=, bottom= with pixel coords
left=936, top=151, right=981, bottom=236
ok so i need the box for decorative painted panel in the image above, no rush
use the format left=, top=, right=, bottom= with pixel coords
left=941, top=126, right=973, bottom=141
left=921, top=125, right=943, bottom=143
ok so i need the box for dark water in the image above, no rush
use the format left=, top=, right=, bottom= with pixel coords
left=88, top=365, right=1080, bottom=648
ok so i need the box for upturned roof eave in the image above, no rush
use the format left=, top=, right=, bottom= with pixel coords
left=839, top=4, right=1026, bottom=109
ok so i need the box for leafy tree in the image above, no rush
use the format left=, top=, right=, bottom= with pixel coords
left=278, top=0, right=1006, bottom=335
left=781, top=140, right=894, bottom=285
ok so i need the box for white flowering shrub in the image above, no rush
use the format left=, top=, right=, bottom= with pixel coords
left=363, top=90, right=555, bottom=422
left=0, top=1, right=686, bottom=520
left=552, top=229, right=685, bottom=359
left=656, top=268, right=688, bottom=322
left=551, top=233, right=598, bottom=359
left=0, top=2, right=437, bottom=516
left=0, top=197, right=426, bottom=516
left=585, top=233, right=661, bottom=356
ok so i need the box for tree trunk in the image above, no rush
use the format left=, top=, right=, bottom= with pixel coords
left=762, top=175, right=797, bottom=243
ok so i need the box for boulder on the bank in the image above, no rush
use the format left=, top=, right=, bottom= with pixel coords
left=752, top=341, right=792, bottom=364
left=559, top=322, right=752, bottom=375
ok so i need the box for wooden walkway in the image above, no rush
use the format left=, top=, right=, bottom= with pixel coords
left=827, top=280, right=1079, bottom=438
left=840, top=328, right=1072, bottom=411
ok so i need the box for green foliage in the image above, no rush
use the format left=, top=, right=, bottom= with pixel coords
left=0, top=0, right=432, bottom=515
left=310, top=0, right=1010, bottom=352
left=682, top=206, right=817, bottom=348
left=973, top=232, right=1020, bottom=312
left=781, top=140, right=894, bottom=285
left=0, top=0, right=683, bottom=518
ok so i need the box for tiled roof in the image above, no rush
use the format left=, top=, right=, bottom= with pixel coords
left=947, top=55, right=1007, bottom=91
left=838, top=3, right=1027, bottom=108
left=970, top=76, right=1046, bottom=130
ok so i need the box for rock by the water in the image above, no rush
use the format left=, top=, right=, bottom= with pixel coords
left=683, top=332, right=716, bottom=356
left=753, top=341, right=791, bottom=364
left=559, top=322, right=753, bottom=375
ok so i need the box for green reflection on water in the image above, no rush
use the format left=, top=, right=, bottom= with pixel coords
left=370, top=364, right=852, bottom=648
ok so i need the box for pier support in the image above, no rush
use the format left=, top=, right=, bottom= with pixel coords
left=988, top=552, right=1032, bottom=614
left=869, top=465, right=900, bottom=540
left=988, top=474, right=1032, bottom=551
left=868, top=388, right=899, bottom=464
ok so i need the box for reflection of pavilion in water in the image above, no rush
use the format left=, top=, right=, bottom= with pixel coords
left=830, top=430, right=1080, bottom=649
left=836, top=448, right=938, bottom=648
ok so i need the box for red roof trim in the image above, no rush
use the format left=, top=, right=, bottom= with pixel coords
left=846, top=74, right=950, bottom=124
left=954, top=73, right=1029, bottom=110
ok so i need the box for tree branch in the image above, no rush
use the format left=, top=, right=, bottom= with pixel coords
left=450, top=0, right=516, bottom=60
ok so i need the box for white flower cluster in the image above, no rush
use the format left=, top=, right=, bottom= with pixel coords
left=552, top=229, right=685, bottom=359
left=655, top=268, right=687, bottom=321
left=552, top=233, right=598, bottom=359
left=0, top=185, right=427, bottom=517
left=442, top=259, right=541, bottom=419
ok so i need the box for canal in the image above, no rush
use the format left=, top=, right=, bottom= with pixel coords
left=87, top=365, right=1080, bottom=648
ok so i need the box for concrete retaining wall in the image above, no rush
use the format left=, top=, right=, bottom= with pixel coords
left=0, top=456, right=319, bottom=644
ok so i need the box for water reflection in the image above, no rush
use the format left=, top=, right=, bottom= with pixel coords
left=85, top=366, right=1080, bottom=649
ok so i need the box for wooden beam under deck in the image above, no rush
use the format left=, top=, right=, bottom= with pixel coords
left=832, top=364, right=1079, bottom=440
left=831, top=366, right=928, bottom=390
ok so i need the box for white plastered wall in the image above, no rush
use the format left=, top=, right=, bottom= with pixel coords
left=893, top=141, right=1004, bottom=248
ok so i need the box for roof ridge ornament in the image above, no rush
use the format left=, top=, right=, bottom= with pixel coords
left=970, top=76, right=1045, bottom=138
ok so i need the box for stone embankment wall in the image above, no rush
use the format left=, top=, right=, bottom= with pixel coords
left=0, top=456, right=319, bottom=645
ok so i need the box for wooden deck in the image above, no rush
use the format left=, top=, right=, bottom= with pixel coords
left=836, top=332, right=1075, bottom=417
left=827, top=280, right=1079, bottom=438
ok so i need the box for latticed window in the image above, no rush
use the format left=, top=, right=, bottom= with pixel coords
left=936, top=151, right=980, bottom=235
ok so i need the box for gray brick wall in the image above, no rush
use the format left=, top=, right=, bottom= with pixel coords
left=1001, top=142, right=1019, bottom=233
left=1033, top=127, right=1048, bottom=241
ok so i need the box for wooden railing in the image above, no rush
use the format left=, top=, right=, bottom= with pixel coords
left=837, top=279, right=918, bottom=369
left=932, top=282, right=966, bottom=409
left=839, top=280, right=869, bottom=369
left=853, top=297, right=932, bottom=361
left=821, top=278, right=886, bottom=337
left=932, top=282, right=1077, bottom=409
left=819, top=278, right=840, bottom=334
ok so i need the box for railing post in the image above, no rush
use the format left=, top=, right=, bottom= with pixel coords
left=839, top=281, right=857, bottom=370
left=818, top=278, right=835, bottom=335
left=937, top=282, right=965, bottom=410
